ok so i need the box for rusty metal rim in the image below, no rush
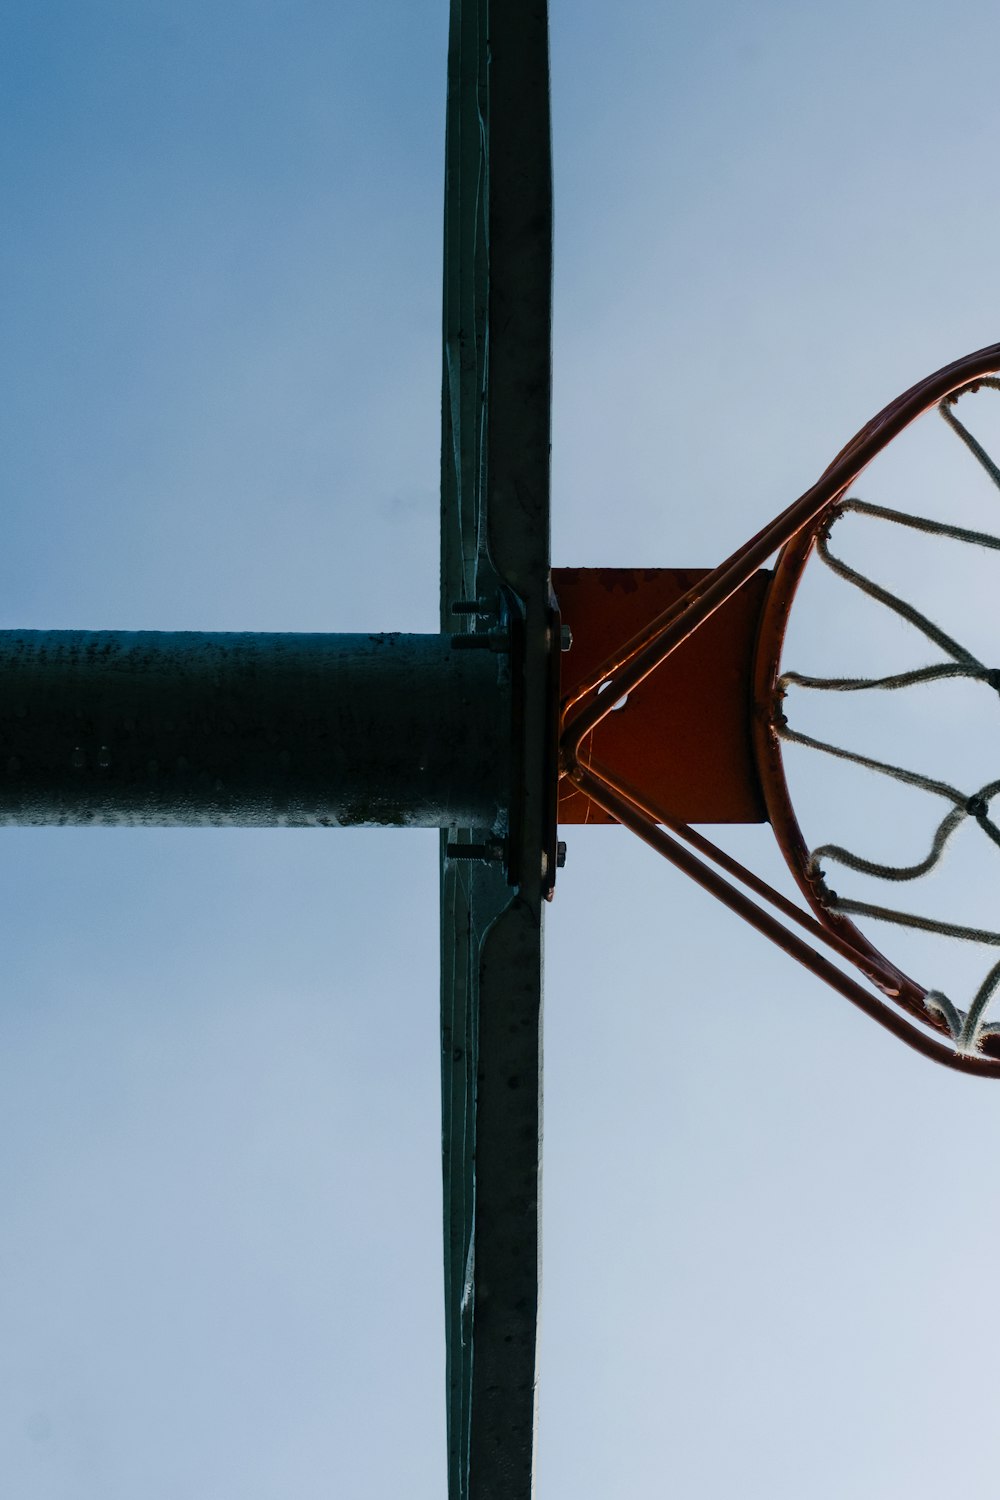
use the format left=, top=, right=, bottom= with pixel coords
left=751, top=343, right=1000, bottom=1049
left=560, top=340, right=1000, bottom=1070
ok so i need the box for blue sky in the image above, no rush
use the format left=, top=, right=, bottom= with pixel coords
left=4, top=3, right=1000, bottom=1496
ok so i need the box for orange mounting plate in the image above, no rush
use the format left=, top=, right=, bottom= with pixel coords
left=554, top=567, right=770, bottom=825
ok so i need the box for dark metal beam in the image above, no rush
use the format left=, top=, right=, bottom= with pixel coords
left=439, top=2, right=553, bottom=1496
left=0, top=630, right=509, bottom=829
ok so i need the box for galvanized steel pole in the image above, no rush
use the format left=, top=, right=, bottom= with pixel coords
left=0, top=630, right=509, bottom=830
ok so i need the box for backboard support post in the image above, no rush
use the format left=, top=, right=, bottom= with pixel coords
left=439, top=2, right=554, bottom=1496
left=0, top=629, right=510, bottom=829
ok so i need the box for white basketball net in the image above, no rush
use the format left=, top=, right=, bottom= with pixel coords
left=776, top=380, right=1000, bottom=1053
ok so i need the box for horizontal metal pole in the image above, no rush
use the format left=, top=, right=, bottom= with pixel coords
left=0, top=631, right=509, bottom=828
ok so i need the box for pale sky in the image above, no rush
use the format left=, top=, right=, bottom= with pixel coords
left=3, top=3, right=1000, bottom=1496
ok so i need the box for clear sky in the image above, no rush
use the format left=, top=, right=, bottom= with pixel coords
left=3, top=2, right=1000, bottom=1496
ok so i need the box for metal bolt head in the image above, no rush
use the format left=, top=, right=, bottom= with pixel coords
left=560, top=624, right=573, bottom=652
left=556, top=840, right=567, bottom=869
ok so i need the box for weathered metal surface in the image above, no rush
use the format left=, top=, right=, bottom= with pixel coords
left=0, top=630, right=508, bottom=828
left=439, top=1, right=553, bottom=1496
left=439, top=7, right=496, bottom=1487
left=555, top=568, right=770, bottom=825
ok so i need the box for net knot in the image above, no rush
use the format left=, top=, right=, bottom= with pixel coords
left=966, top=794, right=990, bottom=819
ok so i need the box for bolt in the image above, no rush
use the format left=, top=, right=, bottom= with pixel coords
left=560, top=624, right=573, bottom=652
left=556, top=840, right=567, bottom=869
left=446, top=840, right=506, bottom=863
left=452, top=598, right=491, bottom=616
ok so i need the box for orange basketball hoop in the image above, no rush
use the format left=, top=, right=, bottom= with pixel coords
left=558, top=341, right=1000, bottom=1075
